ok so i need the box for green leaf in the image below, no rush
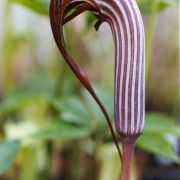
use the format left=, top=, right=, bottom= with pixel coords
left=85, top=13, right=96, bottom=30
left=83, top=85, right=114, bottom=130
left=10, top=0, right=49, bottom=16
left=34, top=120, right=91, bottom=141
left=0, top=95, right=51, bottom=117
left=0, top=141, right=20, bottom=175
left=137, top=133, right=180, bottom=163
left=0, top=74, right=54, bottom=116
left=13, top=74, right=55, bottom=97
left=52, top=97, right=91, bottom=127
left=138, top=113, right=180, bottom=162
left=145, top=113, right=180, bottom=136
left=138, top=0, right=178, bottom=14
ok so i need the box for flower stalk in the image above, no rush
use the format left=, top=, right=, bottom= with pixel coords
left=49, top=0, right=145, bottom=179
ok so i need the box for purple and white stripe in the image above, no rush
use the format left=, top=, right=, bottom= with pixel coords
left=50, top=0, right=145, bottom=137
left=95, top=0, right=145, bottom=135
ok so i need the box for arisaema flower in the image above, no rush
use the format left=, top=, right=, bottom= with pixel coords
left=49, top=1, right=145, bottom=179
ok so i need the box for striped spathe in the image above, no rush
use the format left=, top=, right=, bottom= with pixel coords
left=94, top=0, right=145, bottom=136
left=49, top=1, right=145, bottom=170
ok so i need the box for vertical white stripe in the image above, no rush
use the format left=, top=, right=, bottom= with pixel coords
left=114, top=0, right=131, bottom=133
left=129, top=0, right=144, bottom=134
left=96, top=0, right=145, bottom=134
left=141, top=27, right=145, bottom=133
left=133, top=1, right=145, bottom=133
left=97, top=0, right=125, bottom=132
left=125, top=0, right=138, bottom=134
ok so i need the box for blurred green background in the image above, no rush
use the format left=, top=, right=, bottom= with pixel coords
left=0, top=0, right=179, bottom=180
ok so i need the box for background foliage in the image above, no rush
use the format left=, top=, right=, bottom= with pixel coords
left=0, top=0, right=179, bottom=179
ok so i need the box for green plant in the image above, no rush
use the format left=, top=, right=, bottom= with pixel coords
left=49, top=0, right=146, bottom=179
left=0, top=0, right=179, bottom=179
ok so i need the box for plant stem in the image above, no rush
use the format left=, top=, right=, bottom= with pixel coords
left=3, top=0, right=14, bottom=93
left=145, top=0, right=159, bottom=81
left=120, top=136, right=137, bottom=180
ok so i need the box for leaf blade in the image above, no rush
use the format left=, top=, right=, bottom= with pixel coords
left=10, top=0, right=49, bottom=15
left=0, top=140, right=20, bottom=175
left=137, top=133, right=180, bottom=163
left=145, top=113, right=180, bottom=136
left=34, top=120, right=91, bottom=141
